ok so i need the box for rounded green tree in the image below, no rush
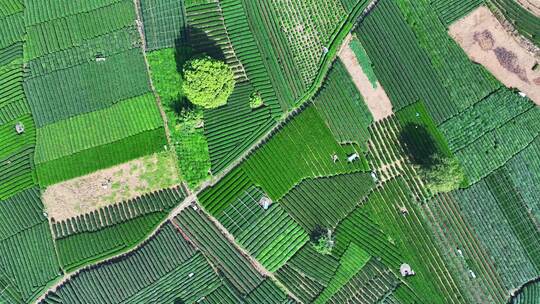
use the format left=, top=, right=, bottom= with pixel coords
left=182, top=57, right=235, bottom=109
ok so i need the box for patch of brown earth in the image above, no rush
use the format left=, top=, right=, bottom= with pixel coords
left=449, top=6, right=540, bottom=105
left=338, top=33, right=393, bottom=121
left=42, top=152, right=181, bottom=222
left=473, top=30, right=495, bottom=50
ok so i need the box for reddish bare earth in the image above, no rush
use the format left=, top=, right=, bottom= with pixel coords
left=338, top=34, right=393, bottom=121
left=449, top=6, right=540, bottom=105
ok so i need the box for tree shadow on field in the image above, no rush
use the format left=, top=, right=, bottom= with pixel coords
left=398, top=123, right=440, bottom=170
left=169, top=26, right=226, bottom=115
left=173, top=26, right=225, bottom=73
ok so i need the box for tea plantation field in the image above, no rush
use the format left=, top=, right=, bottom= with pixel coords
left=0, top=0, right=539, bottom=303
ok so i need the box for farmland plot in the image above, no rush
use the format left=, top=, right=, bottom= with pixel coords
left=504, top=137, right=540, bottom=226
left=342, top=36, right=394, bottom=122
left=324, top=258, right=399, bottom=303
left=53, top=186, right=186, bottom=272
left=140, top=0, right=187, bottom=50
left=25, top=0, right=136, bottom=60
left=174, top=206, right=264, bottom=295
left=439, top=87, right=534, bottom=152
left=490, top=0, right=540, bottom=46
left=430, top=0, right=484, bottom=26
left=220, top=0, right=283, bottom=116
left=269, top=0, right=346, bottom=87
left=242, top=106, right=369, bottom=201
left=279, top=172, right=375, bottom=233
left=427, top=192, right=509, bottom=303
left=0, top=188, right=61, bottom=303
left=243, top=279, right=290, bottom=304
left=451, top=178, right=539, bottom=290
left=0, top=12, right=24, bottom=49
left=314, top=243, right=372, bottom=303
left=397, top=0, right=500, bottom=113
left=27, top=26, right=140, bottom=78
left=220, top=197, right=308, bottom=272
left=0, top=13, right=37, bottom=200
left=240, top=0, right=305, bottom=108
left=454, top=106, right=540, bottom=183
left=449, top=6, right=540, bottom=105
left=25, top=48, right=151, bottom=127
left=356, top=0, right=455, bottom=124
left=41, top=223, right=221, bottom=303
left=363, top=178, right=467, bottom=304
left=204, top=82, right=275, bottom=173
left=276, top=244, right=340, bottom=302
left=313, top=59, right=373, bottom=149
left=42, top=152, right=180, bottom=221
left=34, top=93, right=165, bottom=185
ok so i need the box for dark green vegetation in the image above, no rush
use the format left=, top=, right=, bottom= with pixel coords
left=0, top=8, right=36, bottom=200
left=490, top=0, right=540, bottom=46
left=182, top=56, right=235, bottom=109
left=41, top=223, right=220, bottom=303
left=53, top=186, right=186, bottom=272
left=356, top=0, right=454, bottom=123
left=313, top=59, right=373, bottom=150
left=0, top=188, right=60, bottom=303
left=2, top=0, right=540, bottom=303
left=431, top=0, right=485, bottom=25
left=22, top=0, right=167, bottom=185
left=147, top=48, right=211, bottom=188
left=34, top=94, right=166, bottom=186
left=140, top=0, right=187, bottom=50
left=511, top=281, right=540, bottom=304
left=242, top=106, right=369, bottom=200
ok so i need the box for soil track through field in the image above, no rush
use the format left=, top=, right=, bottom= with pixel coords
left=338, top=33, right=393, bottom=121
left=133, top=0, right=171, bottom=143
left=35, top=0, right=381, bottom=302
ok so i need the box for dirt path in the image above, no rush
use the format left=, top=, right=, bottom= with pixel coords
left=133, top=0, right=171, bottom=143
left=338, top=33, right=393, bottom=121
left=200, top=200, right=301, bottom=302
left=449, top=6, right=540, bottom=105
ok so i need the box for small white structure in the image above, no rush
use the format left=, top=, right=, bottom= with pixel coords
left=518, top=91, right=527, bottom=98
left=188, top=272, right=195, bottom=278
left=322, top=46, right=329, bottom=54
left=398, top=206, right=409, bottom=215
left=259, top=196, right=272, bottom=210
left=15, top=122, right=24, bottom=134
left=400, top=263, right=415, bottom=277
left=468, top=270, right=476, bottom=279
left=332, top=154, right=339, bottom=163
left=456, top=248, right=464, bottom=258
left=347, top=153, right=359, bottom=163
left=370, top=171, right=378, bottom=182
left=95, top=55, right=106, bottom=62
left=192, top=204, right=199, bottom=211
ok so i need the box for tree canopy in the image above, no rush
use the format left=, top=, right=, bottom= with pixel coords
left=417, top=156, right=465, bottom=194
left=182, top=56, right=235, bottom=109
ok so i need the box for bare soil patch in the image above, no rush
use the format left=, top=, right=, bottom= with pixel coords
left=43, top=152, right=181, bottom=221
left=338, top=34, right=393, bottom=121
left=449, top=6, right=540, bottom=105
